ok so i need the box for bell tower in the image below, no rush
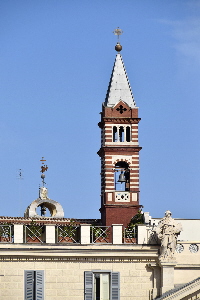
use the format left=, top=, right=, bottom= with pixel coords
left=98, top=32, right=142, bottom=227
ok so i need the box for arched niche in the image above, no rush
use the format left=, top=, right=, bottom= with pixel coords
left=114, top=161, right=130, bottom=191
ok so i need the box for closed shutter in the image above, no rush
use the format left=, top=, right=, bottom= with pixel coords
left=35, top=270, right=44, bottom=300
left=84, top=271, right=93, bottom=300
left=24, top=271, right=34, bottom=300
left=111, top=272, right=120, bottom=300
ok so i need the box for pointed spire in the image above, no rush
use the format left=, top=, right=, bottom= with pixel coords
left=104, top=53, right=136, bottom=108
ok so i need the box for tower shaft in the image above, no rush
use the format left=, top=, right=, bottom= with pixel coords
left=98, top=53, right=142, bottom=227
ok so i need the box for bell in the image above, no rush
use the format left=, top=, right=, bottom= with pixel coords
left=118, top=171, right=126, bottom=183
left=41, top=204, right=46, bottom=216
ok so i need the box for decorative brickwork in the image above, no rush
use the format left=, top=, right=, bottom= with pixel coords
left=98, top=53, right=143, bottom=227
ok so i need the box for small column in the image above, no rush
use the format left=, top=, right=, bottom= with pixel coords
left=137, top=224, right=148, bottom=244
left=159, top=261, right=176, bottom=294
left=46, top=225, right=55, bottom=243
left=117, top=125, right=120, bottom=142
left=124, top=126, right=126, bottom=142
left=80, top=224, right=91, bottom=244
left=14, top=224, right=24, bottom=243
left=112, top=224, right=123, bottom=244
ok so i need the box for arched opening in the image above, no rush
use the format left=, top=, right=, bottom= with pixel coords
left=113, top=126, right=118, bottom=142
left=119, top=126, right=124, bottom=142
left=114, top=161, right=130, bottom=191
left=36, top=205, right=51, bottom=217
left=113, top=126, right=131, bottom=143
left=36, top=202, right=57, bottom=217
left=126, top=126, right=131, bottom=142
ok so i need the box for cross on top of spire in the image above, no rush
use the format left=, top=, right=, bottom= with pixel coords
left=113, top=27, right=123, bottom=42
left=113, top=27, right=123, bottom=52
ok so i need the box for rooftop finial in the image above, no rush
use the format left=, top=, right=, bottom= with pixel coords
left=113, top=27, right=123, bottom=52
left=40, top=157, right=48, bottom=187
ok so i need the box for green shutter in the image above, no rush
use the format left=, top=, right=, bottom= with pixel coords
left=111, top=272, right=120, bottom=300
left=24, top=270, right=34, bottom=300
left=35, top=270, right=44, bottom=300
left=84, top=271, right=93, bottom=300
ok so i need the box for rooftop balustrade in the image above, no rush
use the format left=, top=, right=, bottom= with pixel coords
left=0, top=223, right=140, bottom=245
left=0, top=224, right=197, bottom=251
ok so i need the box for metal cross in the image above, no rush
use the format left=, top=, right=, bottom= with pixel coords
left=113, top=27, right=123, bottom=42
left=116, top=105, right=127, bottom=114
left=40, top=157, right=46, bottom=164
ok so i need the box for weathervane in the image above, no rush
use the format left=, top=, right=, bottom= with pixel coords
left=113, top=27, right=123, bottom=52
left=40, top=157, right=48, bottom=186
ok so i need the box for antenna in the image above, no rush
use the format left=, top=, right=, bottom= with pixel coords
left=17, top=169, right=24, bottom=216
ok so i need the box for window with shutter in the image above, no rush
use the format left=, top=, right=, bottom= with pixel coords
left=24, top=270, right=44, bottom=300
left=85, top=271, right=93, bottom=300
left=84, top=271, right=120, bottom=300
left=111, top=272, right=120, bottom=300
left=25, top=271, right=34, bottom=300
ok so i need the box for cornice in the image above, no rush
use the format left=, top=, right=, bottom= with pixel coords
left=0, top=244, right=159, bottom=263
left=0, top=256, right=158, bottom=263
left=0, top=217, right=100, bottom=225
left=97, top=146, right=142, bottom=157
left=98, top=118, right=141, bottom=128
left=102, top=204, right=142, bottom=209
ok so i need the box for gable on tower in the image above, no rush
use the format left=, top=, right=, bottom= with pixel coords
left=103, top=100, right=139, bottom=119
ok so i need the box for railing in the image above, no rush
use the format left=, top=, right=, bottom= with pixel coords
left=0, top=225, right=13, bottom=243
left=123, top=227, right=137, bottom=243
left=91, top=226, right=112, bottom=243
left=0, top=224, right=199, bottom=250
left=56, top=225, right=80, bottom=243
left=24, top=225, right=45, bottom=243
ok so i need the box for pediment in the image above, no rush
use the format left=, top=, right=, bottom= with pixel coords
left=112, top=100, right=131, bottom=115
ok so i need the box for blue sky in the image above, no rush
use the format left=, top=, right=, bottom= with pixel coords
left=0, top=0, right=200, bottom=219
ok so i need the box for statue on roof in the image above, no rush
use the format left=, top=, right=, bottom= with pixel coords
left=156, top=210, right=182, bottom=260
left=39, top=186, right=49, bottom=200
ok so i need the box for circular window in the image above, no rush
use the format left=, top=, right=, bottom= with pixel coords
left=189, top=244, right=199, bottom=253
left=176, top=244, right=184, bottom=253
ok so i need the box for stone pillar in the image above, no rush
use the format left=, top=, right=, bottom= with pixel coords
left=46, top=225, right=55, bottom=243
left=137, top=224, right=148, bottom=244
left=14, top=224, right=24, bottom=243
left=112, top=224, right=123, bottom=244
left=148, top=264, right=161, bottom=299
left=80, top=224, right=91, bottom=244
left=159, top=261, right=176, bottom=294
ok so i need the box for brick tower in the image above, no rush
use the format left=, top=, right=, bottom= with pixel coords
left=98, top=42, right=142, bottom=227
